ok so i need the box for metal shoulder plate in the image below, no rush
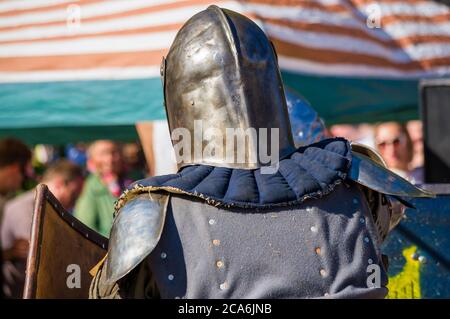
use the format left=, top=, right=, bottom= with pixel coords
left=349, top=143, right=434, bottom=198
left=105, top=192, right=169, bottom=285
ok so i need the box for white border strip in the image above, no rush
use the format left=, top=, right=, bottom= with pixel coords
left=0, top=66, right=161, bottom=83
left=0, top=0, right=75, bottom=13
left=2, top=58, right=450, bottom=83
left=278, top=55, right=450, bottom=79
left=0, top=31, right=176, bottom=57
left=266, top=22, right=450, bottom=63
left=0, top=0, right=180, bottom=27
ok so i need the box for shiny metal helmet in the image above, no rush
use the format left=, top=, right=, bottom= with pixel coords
left=161, top=5, right=295, bottom=170
left=285, top=87, right=327, bottom=147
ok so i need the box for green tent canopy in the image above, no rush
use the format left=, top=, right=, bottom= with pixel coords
left=0, top=74, right=421, bottom=144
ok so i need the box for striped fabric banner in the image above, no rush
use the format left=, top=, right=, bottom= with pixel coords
left=1, top=0, right=449, bottom=82
left=0, top=0, right=244, bottom=83
left=253, top=0, right=450, bottom=78
left=0, top=0, right=449, bottom=139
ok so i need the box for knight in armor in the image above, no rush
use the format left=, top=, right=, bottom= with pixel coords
left=89, top=6, right=433, bottom=299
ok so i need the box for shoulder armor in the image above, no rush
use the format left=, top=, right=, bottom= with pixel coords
left=349, top=143, right=434, bottom=198
left=349, top=143, right=434, bottom=243
left=105, top=192, right=169, bottom=285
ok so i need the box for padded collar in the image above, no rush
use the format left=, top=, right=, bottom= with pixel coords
left=118, top=138, right=352, bottom=209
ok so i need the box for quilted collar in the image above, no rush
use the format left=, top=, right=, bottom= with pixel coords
left=117, top=138, right=352, bottom=210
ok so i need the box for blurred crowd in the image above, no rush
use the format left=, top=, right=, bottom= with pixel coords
left=0, top=119, right=425, bottom=298
left=0, top=138, right=147, bottom=298
left=330, top=120, right=424, bottom=184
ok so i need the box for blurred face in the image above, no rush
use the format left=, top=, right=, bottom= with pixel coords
left=0, top=163, right=23, bottom=193
left=51, top=176, right=84, bottom=210
left=122, top=143, right=140, bottom=166
left=89, top=141, right=122, bottom=176
left=329, top=124, right=359, bottom=140
left=0, top=161, right=31, bottom=194
left=407, top=120, right=423, bottom=155
left=375, top=123, right=410, bottom=171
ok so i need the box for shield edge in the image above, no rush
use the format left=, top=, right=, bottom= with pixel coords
left=23, top=184, right=108, bottom=299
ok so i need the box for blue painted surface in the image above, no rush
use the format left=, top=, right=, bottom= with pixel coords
left=382, top=194, right=450, bottom=298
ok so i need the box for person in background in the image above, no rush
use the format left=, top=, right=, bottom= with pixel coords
left=0, top=138, right=32, bottom=299
left=330, top=123, right=375, bottom=149
left=122, top=142, right=146, bottom=181
left=74, top=140, right=131, bottom=237
left=1, top=159, right=83, bottom=298
left=374, top=122, right=414, bottom=180
left=0, top=138, right=32, bottom=202
left=406, top=120, right=425, bottom=184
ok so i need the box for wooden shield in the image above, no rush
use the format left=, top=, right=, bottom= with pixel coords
left=23, top=184, right=108, bottom=299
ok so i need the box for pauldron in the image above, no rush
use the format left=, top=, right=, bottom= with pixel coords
left=349, top=143, right=434, bottom=243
